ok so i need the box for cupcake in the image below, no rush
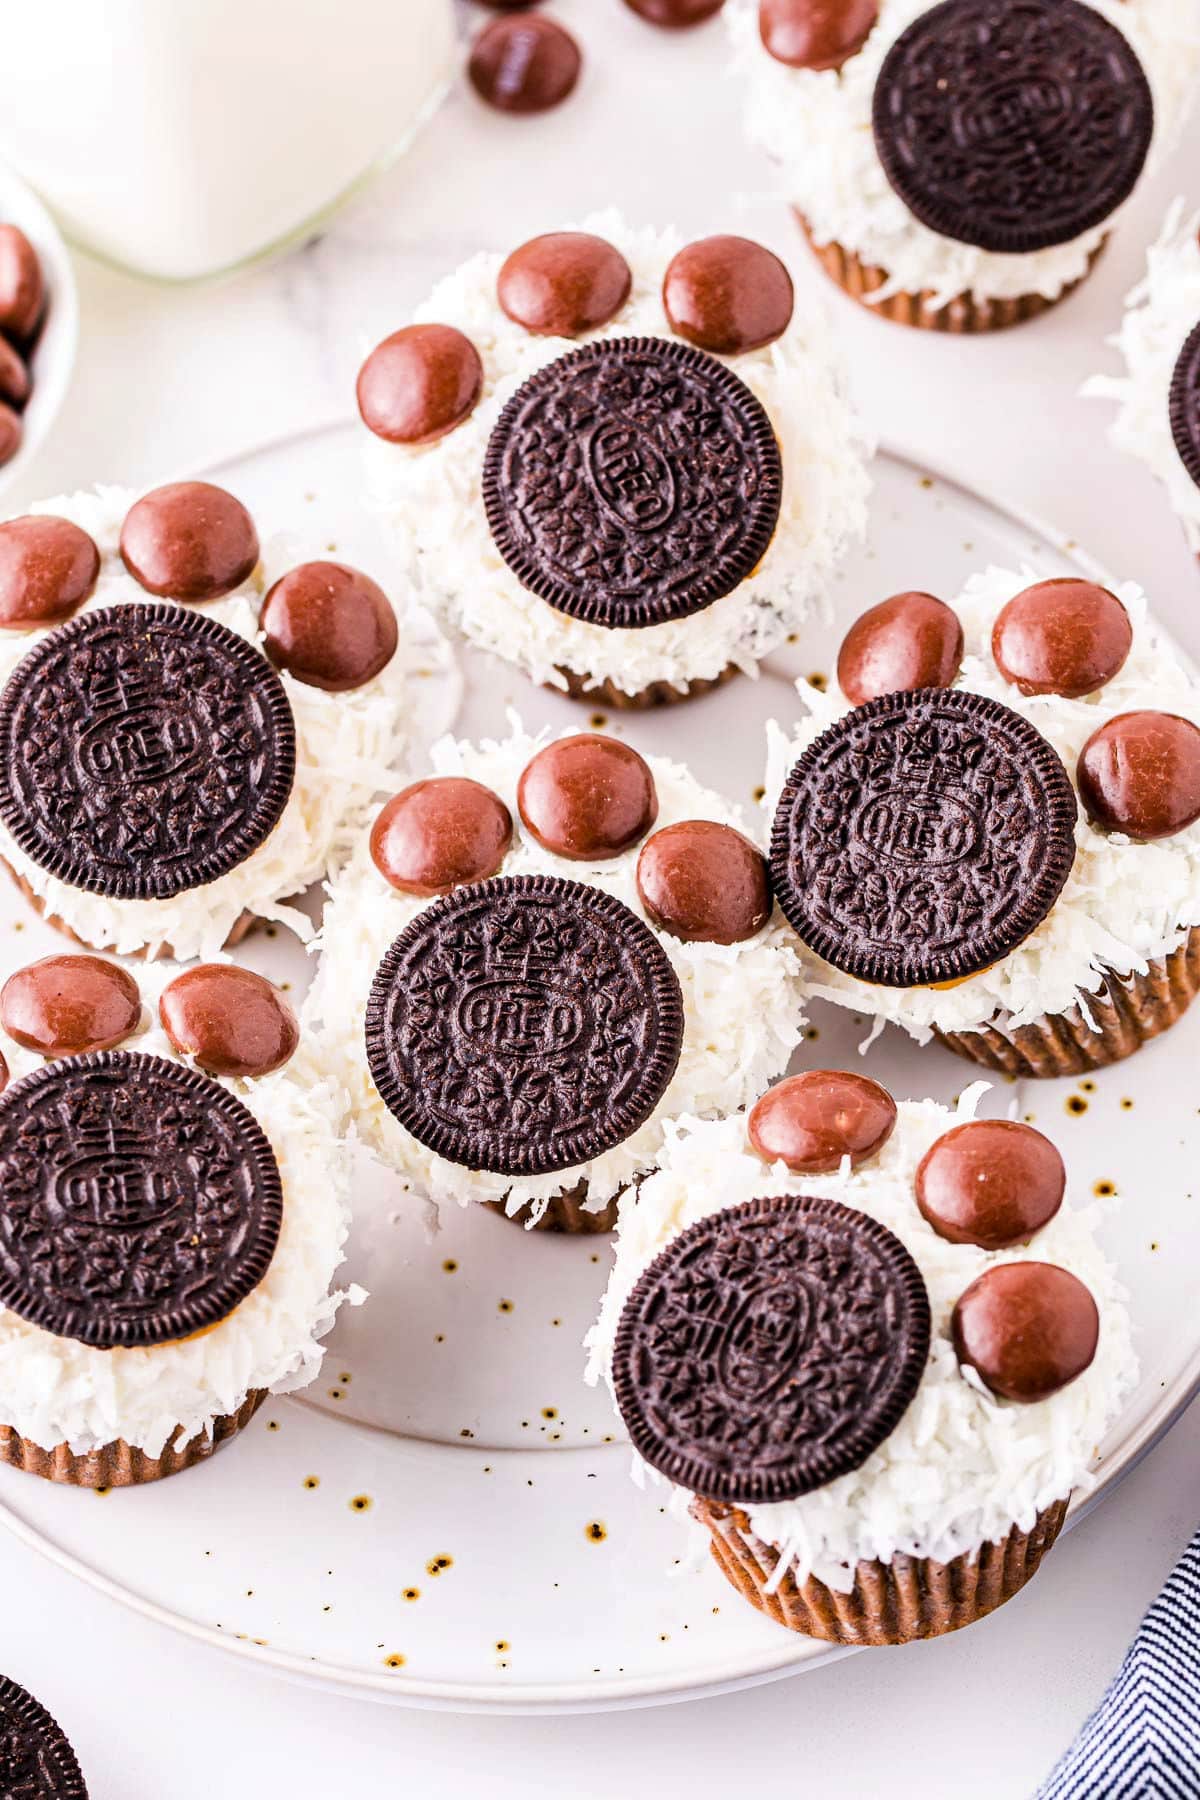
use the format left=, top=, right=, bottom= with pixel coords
left=308, top=722, right=805, bottom=1230
left=0, top=953, right=358, bottom=1486
left=0, top=1676, right=88, bottom=1797
left=766, top=571, right=1200, bottom=1075
left=357, top=210, right=869, bottom=707
left=587, top=1076, right=1135, bottom=1644
left=1086, top=199, right=1200, bottom=553
left=0, top=483, right=442, bottom=959
left=729, top=0, right=1196, bottom=332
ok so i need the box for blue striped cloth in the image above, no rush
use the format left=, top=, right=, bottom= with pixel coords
left=1037, top=1530, right=1200, bottom=1798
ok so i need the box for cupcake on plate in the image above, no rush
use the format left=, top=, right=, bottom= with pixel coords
left=0, top=482, right=448, bottom=959
left=308, top=722, right=805, bottom=1230
left=1086, top=199, right=1200, bottom=554
left=0, top=953, right=359, bottom=1486
left=357, top=210, right=869, bottom=707
left=766, top=570, right=1200, bottom=1075
left=729, top=0, right=1197, bottom=332
left=587, top=1075, right=1135, bottom=1644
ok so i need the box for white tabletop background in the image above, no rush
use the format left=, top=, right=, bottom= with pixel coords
left=3, top=5, right=1200, bottom=1793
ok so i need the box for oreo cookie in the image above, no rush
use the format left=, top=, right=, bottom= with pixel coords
left=872, top=0, right=1153, bottom=255
left=0, top=1051, right=283, bottom=1348
left=770, top=689, right=1078, bottom=988
left=1169, top=320, right=1200, bottom=495
left=0, top=604, right=295, bottom=901
left=365, top=874, right=685, bottom=1176
left=611, top=1195, right=930, bottom=1504
left=481, top=336, right=782, bottom=630
left=0, top=1677, right=87, bottom=1799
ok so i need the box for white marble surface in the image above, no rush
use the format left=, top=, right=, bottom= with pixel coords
left=3, top=3, right=1200, bottom=1793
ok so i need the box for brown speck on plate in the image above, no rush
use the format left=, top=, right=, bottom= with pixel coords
left=585, top=1520, right=607, bottom=1543
left=1066, top=1095, right=1088, bottom=1116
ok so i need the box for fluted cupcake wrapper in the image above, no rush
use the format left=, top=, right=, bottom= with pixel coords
left=692, top=1495, right=1069, bottom=1645
left=547, top=664, right=740, bottom=712
left=0, top=1390, right=267, bottom=1489
left=939, top=925, right=1200, bottom=1078
left=0, top=855, right=259, bottom=961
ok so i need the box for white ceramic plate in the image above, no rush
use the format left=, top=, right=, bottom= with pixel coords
left=0, top=156, right=78, bottom=495
left=0, top=421, right=1196, bottom=1714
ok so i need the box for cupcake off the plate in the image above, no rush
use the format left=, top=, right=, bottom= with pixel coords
left=357, top=210, right=869, bottom=707
left=307, top=722, right=805, bottom=1231
left=587, top=1076, right=1136, bottom=1644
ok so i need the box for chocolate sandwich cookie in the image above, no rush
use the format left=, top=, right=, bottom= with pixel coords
left=0, top=1051, right=283, bottom=1348
left=0, top=604, right=295, bottom=900
left=611, top=1193, right=930, bottom=1503
left=482, top=337, right=782, bottom=630
left=0, top=1676, right=88, bottom=1799
left=1169, top=319, right=1200, bottom=495
left=771, top=688, right=1078, bottom=987
left=365, top=874, right=685, bottom=1176
left=872, top=0, right=1153, bottom=256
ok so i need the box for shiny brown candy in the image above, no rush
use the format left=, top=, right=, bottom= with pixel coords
left=636, top=820, right=770, bottom=943
left=0, top=336, right=30, bottom=409
left=759, top=0, right=878, bottom=68
left=1078, top=711, right=1200, bottom=841
left=992, top=579, right=1132, bottom=699
left=836, top=591, right=963, bottom=706
left=662, top=235, right=794, bottom=355
left=498, top=232, right=632, bottom=338
left=748, top=1069, right=897, bottom=1174
left=0, top=515, right=100, bottom=628
left=159, top=965, right=299, bottom=1078
left=624, top=0, right=726, bottom=26
left=952, top=1262, right=1099, bottom=1402
left=356, top=324, right=483, bottom=446
left=517, top=735, right=657, bottom=860
left=261, top=560, right=398, bottom=692
left=468, top=14, right=582, bottom=113
left=370, top=777, right=514, bottom=896
left=0, top=954, right=141, bottom=1057
left=916, top=1119, right=1065, bottom=1250
left=0, top=225, right=44, bottom=341
left=120, top=481, right=260, bottom=600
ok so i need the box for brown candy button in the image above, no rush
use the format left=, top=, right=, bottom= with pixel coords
left=356, top=324, right=483, bottom=446
left=468, top=14, right=582, bottom=113
left=0, top=225, right=43, bottom=341
left=261, top=560, right=398, bottom=692
left=623, top=0, right=726, bottom=24
left=748, top=1070, right=897, bottom=1174
left=159, top=965, right=299, bottom=1079
left=1078, top=711, right=1200, bottom=840
left=370, top=777, right=514, bottom=896
left=663, top=236, right=794, bottom=355
left=0, top=337, right=30, bottom=409
left=759, top=0, right=878, bottom=68
left=120, top=481, right=259, bottom=601
left=636, top=819, right=771, bottom=943
left=837, top=591, right=963, bottom=706
left=0, top=404, right=21, bottom=470
left=0, top=955, right=141, bottom=1057
left=498, top=233, right=632, bottom=338
left=992, top=579, right=1132, bottom=699
left=952, top=1263, right=1099, bottom=1402
left=0, top=515, right=100, bottom=628
left=518, top=735, right=657, bottom=860
left=916, top=1120, right=1065, bottom=1250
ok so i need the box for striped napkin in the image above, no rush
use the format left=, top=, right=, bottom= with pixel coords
left=1037, top=1530, right=1200, bottom=1798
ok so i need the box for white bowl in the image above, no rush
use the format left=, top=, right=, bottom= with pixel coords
left=0, top=157, right=78, bottom=498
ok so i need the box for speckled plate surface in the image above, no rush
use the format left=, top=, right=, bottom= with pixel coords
left=0, top=421, right=1197, bottom=1713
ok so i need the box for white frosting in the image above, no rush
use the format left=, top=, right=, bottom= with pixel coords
left=308, top=720, right=806, bottom=1223
left=0, top=966, right=360, bottom=1458
left=0, top=486, right=446, bottom=959
left=765, top=566, right=1200, bottom=1038
left=728, top=0, right=1199, bottom=309
left=587, top=1089, right=1137, bottom=1590
left=1085, top=198, right=1200, bottom=550
left=363, top=211, right=870, bottom=693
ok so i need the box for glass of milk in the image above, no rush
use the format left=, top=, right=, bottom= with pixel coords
left=0, top=0, right=457, bottom=282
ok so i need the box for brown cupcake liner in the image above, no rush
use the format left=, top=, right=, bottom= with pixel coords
left=548, top=663, right=740, bottom=712
left=795, top=213, right=1102, bottom=334
left=938, top=924, right=1200, bottom=1078
left=692, top=1494, right=1069, bottom=1644
left=0, top=1389, right=267, bottom=1489
left=1, top=855, right=259, bottom=961
left=488, top=1178, right=622, bottom=1234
